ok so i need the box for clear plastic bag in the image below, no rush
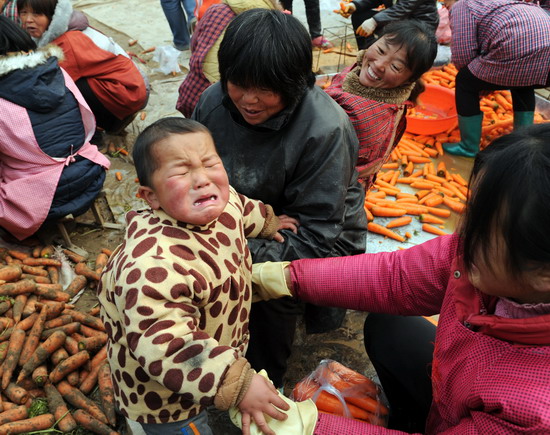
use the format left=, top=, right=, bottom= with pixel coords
left=152, top=45, right=182, bottom=75
left=291, top=359, right=389, bottom=427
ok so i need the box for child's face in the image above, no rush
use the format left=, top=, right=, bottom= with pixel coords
left=359, top=36, right=413, bottom=89
left=19, top=7, right=50, bottom=39
left=138, top=132, right=230, bottom=226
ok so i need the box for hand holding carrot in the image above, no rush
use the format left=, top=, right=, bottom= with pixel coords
left=334, top=1, right=355, bottom=18
left=238, top=374, right=289, bottom=435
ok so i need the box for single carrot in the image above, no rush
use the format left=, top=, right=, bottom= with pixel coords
left=3, top=382, right=29, bottom=405
left=49, top=350, right=90, bottom=384
left=292, top=378, right=321, bottom=402
left=94, top=253, right=109, bottom=275
left=115, top=172, right=123, bottom=181
left=20, top=265, right=47, bottom=278
left=0, top=266, right=22, bottom=282
left=7, top=250, right=28, bottom=261
left=424, top=194, right=444, bottom=208
left=74, top=263, right=101, bottom=282
left=0, top=342, right=9, bottom=366
left=35, top=301, right=66, bottom=320
left=426, top=206, right=452, bottom=218
left=0, top=413, right=55, bottom=434
left=0, top=406, right=28, bottom=426
left=61, top=251, right=85, bottom=266
left=101, top=248, right=113, bottom=257
left=21, top=273, right=50, bottom=284
left=63, top=309, right=105, bottom=331
left=78, top=334, right=108, bottom=353
left=97, top=361, right=116, bottom=426
left=0, top=300, right=11, bottom=316
left=442, top=196, right=466, bottom=214
left=371, top=206, right=407, bottom=217
left=63, top=275, right=87, bottom=299
left=20, top=295, right=37, bottom=319
left=56, top=381, right=109, bottom=424
left=22, top=258, right=61, bottom=267
left=141, top=46, right=156, bottom=54
left=313, top=389, right=376, bottom=421
left=50, top=347, right=70, bottom=366
left=47, top=266, right=59, bottom=284
left=32, top=245, right=43, bottom=258
left=72, top=409, right=118, bottom=435
left=41, top=321, right=81, bottom=340
left=367, top=222, right=405, bottom=243
left=89, top=345, right=108, bottom=371
left=43, top=314, right=73, bottom=331
left=385, top=216, right=412, bottom=229
left=419, top=214, right=445, bottom=225
left=422, top=223, right=448, bottom=236
left=2, top=328, right=26, bottom=389
left=44, top=383, right=77, bottom=433
left=79, top=357, right=102, bottom=395
left=64, top=336, right=80, bottom=356
left=0, top=279, right=36, bottom=296
left=88, top=306, right=101, bottom=317
left=12, top=294, right=27, bottom=323
left=31, top=364, right=48, bottom=387
left=40, top=245, right=55, bottom=258
left=18, top=330, right=67, bottom=383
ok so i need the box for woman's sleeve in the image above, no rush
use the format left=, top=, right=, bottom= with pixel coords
left=290, top=234, right=459, bottom=316
left=449, top=1, right=479, bottom=69
left=373, top=0, right=430, bottom=25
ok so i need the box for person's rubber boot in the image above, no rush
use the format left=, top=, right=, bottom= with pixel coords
left=443, top=114, right=482, bottom=158
left=514, top=111, right=534, bottom=130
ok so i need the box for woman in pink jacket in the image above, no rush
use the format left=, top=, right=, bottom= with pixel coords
left=250, top=123, right=550, bottom=433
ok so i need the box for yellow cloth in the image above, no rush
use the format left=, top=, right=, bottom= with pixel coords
left=229, top=370, right=318, bottom=435
left=251, top=261, right=292, bottom=301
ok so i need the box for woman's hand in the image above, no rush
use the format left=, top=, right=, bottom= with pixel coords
left=238, top=374, right=290, bottom=435
left=273, top=214, right=299, bottom=243
left=356, top=17, right=377, bottom=37
left=334, top=1, right=356, bottom=18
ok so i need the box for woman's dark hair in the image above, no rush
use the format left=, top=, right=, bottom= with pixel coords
left=380, top=20, right=437, bottom=83
left=133, top=117, right=211, bottom=188
left=218, top=8, right=315, bottom=108
left=17, top=0, right=57, bottom=20
left=0, top=16, right=37, bottom=54
left=461, top=123, right=550, bottom=278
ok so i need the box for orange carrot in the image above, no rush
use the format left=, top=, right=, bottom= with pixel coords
left=64, top=275, right=87, bottom=299
left=422, top=223, right=448, bottom=236
left=63, top=309, right=105, bottom=331
left=94, top=253, right=109, bottom=275
left=31, top=364, right=48, bottom=387
left=0, top=279, right=36, bottom=296
left=7, top=250, right=28, bottom=261
left=385, top=216, right=412, bottom=229
left=3, top=383, right=29, bottom=405
left=100, top=248, right=113, bottom=257
left=0, top=300, right=11, bottom=316
left=419, top=214, right=445, bottom=225
left=74, top=263, right=101, bottom=282
left=72, top=409, right=118, bottom=435
left=79, top=358, right=102, bottom=395
left=2, top=328, right=26, bottom=389
left=367, top=222, right=405, bottom=242
left=41, top=321, right=81, bottom=340
left=78, top=334, right=108, bottom=353
left=49, top=350, right=90, bottom=384
left=0, top=266, right=22, bottom=283
left=12, top=294, right=27, bottom=323
left=115, top=172, right=122, bottom=181
left=371, top=206, right=407, bottom=217
left=0, top=406, right=28, bottom=426
left=34, top=283, right=70, bottom=302
left=44, top=383, right=77, bottom=433
left=442, top=196, right=466, bottom=214
left=97, top=361, right=116, bottom=426
left=40, top=245, right=55, bottom=258
left=20, top=265, right=47, bottom=278
left=56, top=381, right=109, bottom=425
left=64, top=336, right=80, bottom=356
left=62, top=249, right=86, bottom=264
left=426, top=206, right=452, bottom=218
left=22, top=257, right=61, bottom=267
left=424, top=194, right=444, bottom=208
left=0, top=413, right=55, bottom=434
left=18, top=330, right=67, bottom=383
left=313, top=389, right=376, bottom=421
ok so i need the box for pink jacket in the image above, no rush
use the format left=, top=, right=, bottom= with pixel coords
left=0, top=68, right=110, bottom=240
left=290, top=234, right=550, bottom=434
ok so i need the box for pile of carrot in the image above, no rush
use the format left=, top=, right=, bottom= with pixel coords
left=421, top=63, right=547, bottom=148
left=292, top=359, right=388, bottom=427
left=0, top=245, right=118, bottom=434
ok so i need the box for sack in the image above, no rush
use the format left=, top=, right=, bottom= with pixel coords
left=152, top=45, right=182, bottom=75
left=435, top=6, right=452, bottom=44
left=291, top=359, right=389, bottom=427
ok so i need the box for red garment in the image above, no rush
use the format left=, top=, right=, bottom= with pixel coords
left=291, top=234, right=550, bottom=434
left=176, top=4, right=235, bottom=117
left=325, top=66, right=409, bottom=189
left=55, top=31, right=147, bottom=120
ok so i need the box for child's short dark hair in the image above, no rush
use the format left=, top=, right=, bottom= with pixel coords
left=17, top=0, right=57, bottom=20
left=218, top=8, right=316, bottom=108
left=380, top=20, right=438, bottom=83
left=0, top=15, right=37, bottom=54
left=461, top=123, right=550, bottom=277
left=132, top=117, right=211, bottom=188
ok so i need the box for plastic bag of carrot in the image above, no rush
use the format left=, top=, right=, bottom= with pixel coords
left=291, top=359, right=389, bottom=427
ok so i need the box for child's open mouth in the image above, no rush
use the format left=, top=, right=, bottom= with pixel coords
left=193, top=195, right=218, bottom=206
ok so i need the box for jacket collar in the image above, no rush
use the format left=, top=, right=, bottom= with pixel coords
left=0, top=45, right=64, bottom=77
left=453, top=257, right=550, bottom=346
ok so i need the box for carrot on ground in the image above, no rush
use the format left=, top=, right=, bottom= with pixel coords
left=0, top=413, right=55, bottom=434
left=385, top=216, right=412, bottom=229
left=64, top=275, right=87, bottom=299
left=0, top=279, right=36, bottom=296
left=74, top=263, right=101, bottom=282
left=419, top=214, right=445, bottom=225
left=22, top=257, right=61, bottom=267
left=3, top=382, right=29, bottom=405
left=2, top=328, right=26, bottom=389
left=78, top=335, right=108, bottom=353
left=79, top=358, right=102, bottom=395
left=44, top=383, right=77, bottom=433
left=62, top=249, right=86, bottom=264
left=72, top=409, right=118, bottom=435
left=18, top=330, right=66, bottom=383
left=64, top=309, right=105, bottom=331
left=367, top=223, right=405, bottom=242
left=442, top=197, right=466, bottom=214
left=12, top=294, right=27, bottom=323
left=0, top=406, right=28, bottom=426
left=31, top=364, right=48, bottom=387
left=56, top=381, right=109, bottom=425
left=422, top=223, right=448, bottom=236
left=41, top=321, right=81, bottom=340
left=97, top=362, right=116, bottom=426
left=0, top=266, right=22, bottom=282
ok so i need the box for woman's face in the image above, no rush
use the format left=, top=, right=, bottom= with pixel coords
left=20, top=6, right=51, bottom=39
left=359, top=36, right=413, bottom=89
left=226, top=82, right=286, bottom=126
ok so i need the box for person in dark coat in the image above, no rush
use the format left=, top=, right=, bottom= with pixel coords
left=192, top=8, right=367, bottom=389
left=0, top=16, right=109, bottom=241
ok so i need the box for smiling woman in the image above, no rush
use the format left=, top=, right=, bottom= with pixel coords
left=324, top=19, right=437, bottom=189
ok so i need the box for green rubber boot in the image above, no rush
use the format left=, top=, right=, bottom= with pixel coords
left=514, top=111, right=534, bottom=130
left=443, top=114, right=483, bottom=158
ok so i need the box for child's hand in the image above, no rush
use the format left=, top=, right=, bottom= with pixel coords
left=238, top=374, right=290, bottom=435
left=273, top=214, right=299, bottom=243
